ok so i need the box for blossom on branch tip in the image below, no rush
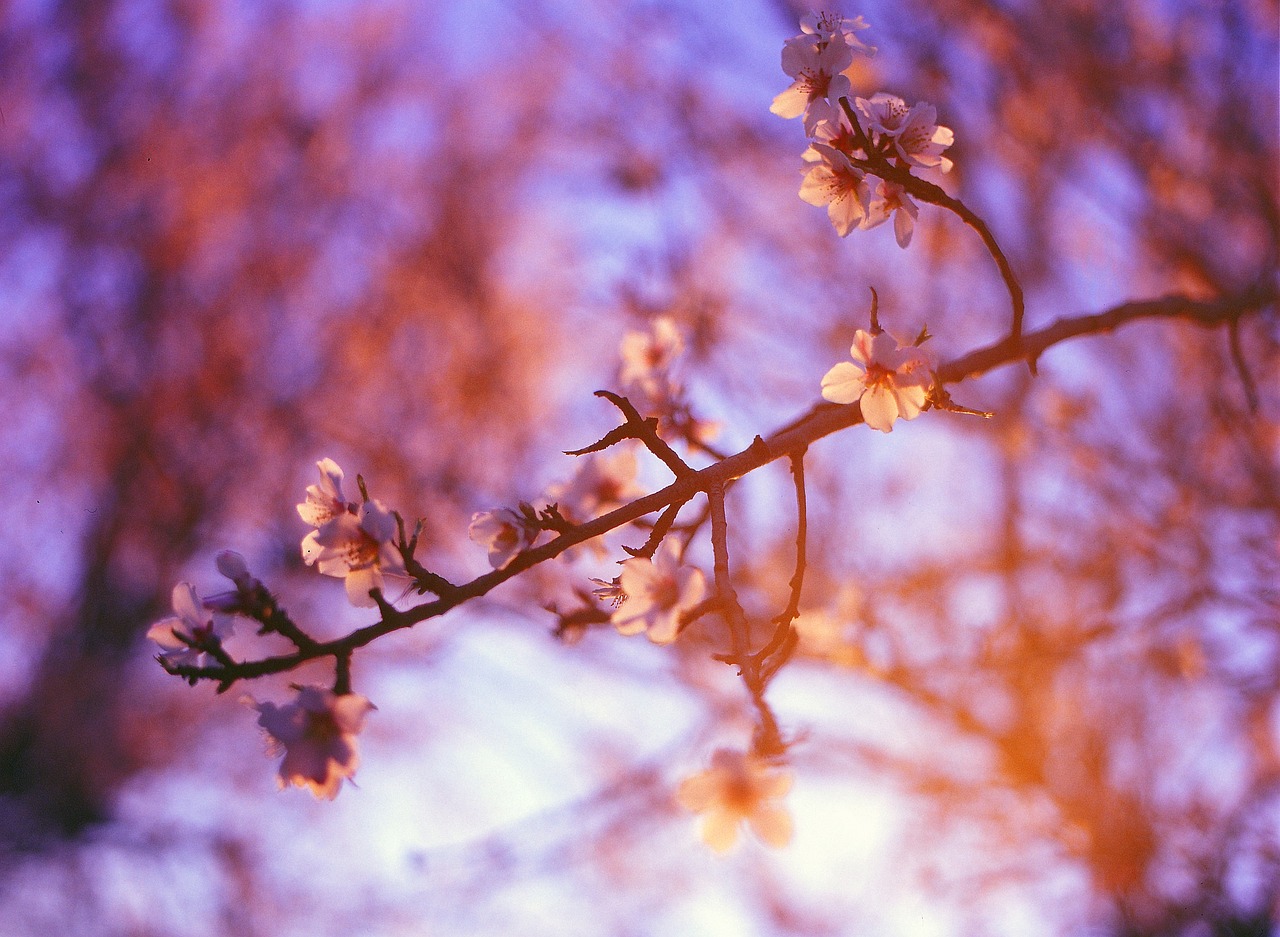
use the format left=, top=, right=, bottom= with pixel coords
left=611, top=540, right=706, bottom=644
left=771, top=32, right=855, bottom=135
left=249, top=685, right=374, bottom=800
left=304, top=499, right=405, bottom=607
left=469, top=508, right=538, bottom=569
left=800, top=144, right=872, bottom=237
left=676, top=749, right=794, bottom=854
left=297, top=458, right=351, bottom=528
left=147, top=582, right=234, bottom=668
left=821, top=329, right=931, bottom=432
left=855, top=94, right=954, bottom=172
left=799, top=11, right=875, bottom=56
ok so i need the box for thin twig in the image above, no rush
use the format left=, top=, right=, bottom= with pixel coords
left=839, top=97, right=1026, bottom=347
left=622, top=497, right=690, bottom=558
left=1228, top=318, right=1260, bottom=413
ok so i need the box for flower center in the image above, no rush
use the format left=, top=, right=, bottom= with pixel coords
left=864, top=362, right=896, bottom=389
left=800, top=68, right=831, bottom=101
left=300, top=711, right=340, bottom=747
left=652, top=572, right=680, bottom=610
left=344, top=529, right=381, bottom=569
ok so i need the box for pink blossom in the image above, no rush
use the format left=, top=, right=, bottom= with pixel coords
left=303, top=499, right=405, bottom=607
left=799, top=143, right=872, bottom=237
left=469, top=508, right=538, bottom=569
left=147, top=582, right=234, bottom=668
left=250, top=686, right=375, bottom=800
left=546, top=449, right=645, bottom=525
left=821, top=329, right=932, bottom=432
left=861, top=178, right=920, bottom=248
left=611, top=540, right=706, bottom=644
left=855, top=93, right=954, bottom=172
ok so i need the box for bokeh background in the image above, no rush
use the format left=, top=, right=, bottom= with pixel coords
left=1, top=0, right=1278, bottom=934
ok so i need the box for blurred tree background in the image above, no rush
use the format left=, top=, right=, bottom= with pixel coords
left=0, top=0, right=1276, bottom=934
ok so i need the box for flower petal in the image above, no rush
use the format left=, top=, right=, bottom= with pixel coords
left=820, top=361, right=866, bottom=404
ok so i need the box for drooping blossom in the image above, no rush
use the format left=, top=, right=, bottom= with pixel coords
left=855, top=93, right=954, bottom=172
left=861, top=178, right=920, bottom=248
left=547, top=449, right=645, bottom=525
left=676, top=749, right=795, bottom=853
left=619, top=315, right=684, bottom=406
left=249, top=685, right=375, bottom=800
left=820, top=329, right=932, bottom=432
left=303, top=498, right=405, bottom=607
left=611, top=540, right=706, bottom=644
left=469, top=508, right=538, bottom=569
left=147, top=582, right=234, bottom=668
left=799, top=143, right=872, bottom=237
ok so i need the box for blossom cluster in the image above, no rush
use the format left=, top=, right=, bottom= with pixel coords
left=772, top=11, right=954, bottom=246
left=148, top=549, right=375, bottom=799
left=470, top=317, right=710, bottom=643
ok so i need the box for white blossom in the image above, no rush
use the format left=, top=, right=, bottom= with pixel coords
left=469, top=508, right=538, bottom=569
left=250, top=685, right=374, bottom=800
left=799, top=143, right=872, bottom=237
left=855, top=93, right=954, bottom=172
left=147, top=582, right=234, bottom=668
left=304, top=499, right=405, bottom=607
left=821, top=329, right=931, bottom=432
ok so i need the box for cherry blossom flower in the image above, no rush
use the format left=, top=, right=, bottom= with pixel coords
left=147, top=582, right=234, bottom=668
left=821, top=329, right=932, bottom=432
left=297, top=457, right=351, bottom=528
left=676, top=749, right=795, bottom=853
left=619, top=315, right=684, bottom=406
left=803, top=98, right=860, bottom=159
left=547, top=449, right=645, bottom=525
left=800, top=143, right=872, bottom=237
left=771, top=32, right=855, bottom=135
left=611, top=540, right=706, bottom=644
left=303, top=498, right=405, bottom=607
left=861, top=178, right=920, bottom=248
left=799, top=10, right=876, bottom=56
left=469, top=508, right=538, bottom=569
left=855, top=93, right=954, bottom=172
left=250, top=685, right=375, bottom=800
